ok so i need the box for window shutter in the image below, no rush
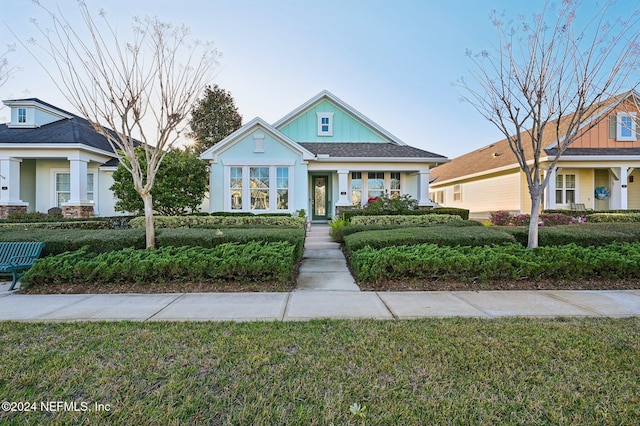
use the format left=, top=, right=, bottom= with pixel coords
left=609, top=115, right=617, bottom=139
left=636, top=116, right=640, bottom=139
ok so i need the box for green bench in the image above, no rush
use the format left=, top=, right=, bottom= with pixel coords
left=0, top=242, right=46, bottom=291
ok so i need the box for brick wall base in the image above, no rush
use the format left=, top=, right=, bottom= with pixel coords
left=62, top=205, right=94, bottom=218
left=0, top=205, right=28, bottom=219
left=417, top=205, right=435, bottom=211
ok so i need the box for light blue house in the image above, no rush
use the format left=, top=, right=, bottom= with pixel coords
left=200, top=91, right=448, bottom=221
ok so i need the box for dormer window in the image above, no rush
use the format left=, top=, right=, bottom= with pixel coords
left=317, top=112, right=334, bottom=136
left=17, top=108, right=27, bottom=124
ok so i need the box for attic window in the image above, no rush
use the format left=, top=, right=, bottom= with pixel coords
left=17, top=108, right=27, bottom=124
left=617, top=112, right=637, bottom=141
left=317, top=112, right=334, bottom=136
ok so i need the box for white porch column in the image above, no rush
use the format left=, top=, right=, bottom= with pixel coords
left=545, top=167, right=557, bottom=209
left=336, top=169, right=351, bottom=206
left=418, top=168, right=434, bottom=207
left=67, top=157, right=90, bottom=204
left=0, top=157, right=26, bottom=204
left=620, top=166, right=629, bottom=210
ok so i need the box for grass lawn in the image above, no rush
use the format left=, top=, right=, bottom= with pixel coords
left=1, top=318, right=638, bottom=425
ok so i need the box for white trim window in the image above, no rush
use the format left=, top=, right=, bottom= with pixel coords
left=276, top=167, right=289, bottom=210
left=55, top=172, right=94, bottom=207
left=349, top=171, right=403, bottom=206
left=617, top=112, right=637, bottom=141
left=317, top=112, right=334, bottom=136
left=226, top=165, right=292, bottom=212
left=555, top=174, right=576, bottom=204
left=230, top=167, right=243, bottom=210
left=17, top=108, right=27, bottom=124
left=250, top=167, right=270, bottom=210
left=453, top=184, right=462, bottom=202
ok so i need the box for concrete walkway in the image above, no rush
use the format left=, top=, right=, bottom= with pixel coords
left=295, top=223, right=360, bottom=291
left=1, top=280, right=639, bottom=321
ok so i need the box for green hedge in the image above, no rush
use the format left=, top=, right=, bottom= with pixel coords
left=344, top=226, right=517, bottom=253
left=350, top=214, right=463, bottom=227
left=342, top=207, right=470, bottom=222
left=543, top=209, right=640, bottom=218
left=588, top=213, right=640, bottom=223
left=21, top=242, right=296, bottom=286
left=0, top=215, right=134, bottom=229
left=501, top=223, right=640, bottom=247
left=156, top=228, right=306, bottom=261
left=350, top=242, right=640, bottom=283
left=0, top=229, right=146, bottom=256
left=129, top=215, right=306, bottom=229
left=332, top=221, right=482, bottom=243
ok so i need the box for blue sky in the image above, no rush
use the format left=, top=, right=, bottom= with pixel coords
left=0, top=0, right=630, bottom=158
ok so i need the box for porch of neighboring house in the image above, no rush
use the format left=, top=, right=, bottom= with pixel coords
left=545, top=165, right=640, bottom=211
left=0, top=156, right=106, bottom=219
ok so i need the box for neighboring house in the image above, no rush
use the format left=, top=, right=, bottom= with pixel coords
left=199, top=90, right=448, bottom=221
left=430, top=91, right=640, bottom=219
left=0, top=98, right=121, bottom=218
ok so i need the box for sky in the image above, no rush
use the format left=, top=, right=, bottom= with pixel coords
left=0, top=0, right=632, bottom=158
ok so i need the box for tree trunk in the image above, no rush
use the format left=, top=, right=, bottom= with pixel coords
left=141, top=192, right=156, bottom=249
left=527, top=194, right=543, bottom=249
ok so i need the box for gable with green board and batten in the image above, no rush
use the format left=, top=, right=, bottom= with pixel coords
left=200, top=90, right=448, bottom=221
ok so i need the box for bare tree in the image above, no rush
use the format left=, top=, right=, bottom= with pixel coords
left=25, top=1, right=219, bottom=248
left=457, top=0, right=640, bottom=248
left=0, top=43, right=18, bottom=89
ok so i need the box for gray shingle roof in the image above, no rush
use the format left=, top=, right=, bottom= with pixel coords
left=545, top=148, right=640, bottom=156
left=298, top=142, right=447, bottom=159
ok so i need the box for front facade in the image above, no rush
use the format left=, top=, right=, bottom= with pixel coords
left=200, top=91, right=448, bottom=220
left=430, top=92, right=640, bottom=219
left=0, top=98, right=121, bottom=218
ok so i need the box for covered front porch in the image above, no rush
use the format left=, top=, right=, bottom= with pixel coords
left=307, top=164, right=435, bottom=222
left=544, top=164, right=640, bottom=211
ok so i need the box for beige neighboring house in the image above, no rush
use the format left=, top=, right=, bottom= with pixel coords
left=430, top=92, right=640, bottom=219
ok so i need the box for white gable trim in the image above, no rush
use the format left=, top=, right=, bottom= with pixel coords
left=272, top=90, right=408, bottom=146
left=199, top=117, right=315, bottom=162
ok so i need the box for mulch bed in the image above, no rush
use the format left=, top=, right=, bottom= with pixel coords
left=20, top=281, right=295, bottom=294
left=18, top=278, right=640, bottom=294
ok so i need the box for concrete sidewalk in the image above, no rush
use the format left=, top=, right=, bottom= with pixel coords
left=1, top=282, right=639, bottom=321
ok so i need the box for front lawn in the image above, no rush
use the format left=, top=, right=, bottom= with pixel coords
left=1, top=319, right=638, bottom=425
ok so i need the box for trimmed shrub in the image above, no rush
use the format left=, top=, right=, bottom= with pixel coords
left=588, top=213, right=640, bottom=223
left=0, top=229, right=146, bottom=256
left=489, top=211, right=579, bottom=226
left=129, top=215, right=306, bottom=229
left=350, top=214, right=463, bottom=227
left=21, top=242, right=297, bottom=286
left=342, top=207, right=469, bottom=222
left=343, top=226, right=517, bottom=253
left=350, top=242, right=640, bottom=283
left=0, top=215, right=135, bottom=229
left=331, top=221, right=481, bottom=243
left=156, top=228, right=305, bottom=261
left=503, top=224, right=638, bottom=247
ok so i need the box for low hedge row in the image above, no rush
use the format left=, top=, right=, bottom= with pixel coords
left=502, top=224, right=640, bottom=247
left=350, top=242, right=640, bottom=283
left=21, top=242, right=297, bottom=287
left=543, top=209, right=640, bottom=218
left=129, top=215, right=307, bottom=229
left=0, top=229, right=146, bottom=256
left=588, top=213, right=640, bottom=223
left=350, top=214, right=462, bottom=227
left=0, top=216, right=134, bottom=230
left=344, top=226, right=517, bottom=253
left=333, top=221, right=482, bottom=243
left=156, top=228, right=305, bottom=261
left=0, top=228, right=304, bottom=257
left=342, top=207, right=469, bottom=222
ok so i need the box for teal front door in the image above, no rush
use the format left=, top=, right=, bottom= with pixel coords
left=312, top=176, right=329, bottom=221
